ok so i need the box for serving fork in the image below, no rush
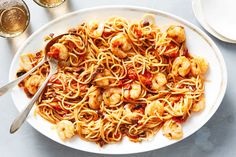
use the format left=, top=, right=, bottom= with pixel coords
left=0, top=33, right=72, bottom=96
left=10, top=57, right=58, bottom=133
left=0, top=33, right=78, bottom=133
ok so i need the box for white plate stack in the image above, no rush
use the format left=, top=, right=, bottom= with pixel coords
left=192, top=0, right=236, bottom=43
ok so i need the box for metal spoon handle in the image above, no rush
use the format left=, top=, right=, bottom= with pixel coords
left=0, top=58, right=46, bottom=96
left=10, top=66, right=57, bottom=133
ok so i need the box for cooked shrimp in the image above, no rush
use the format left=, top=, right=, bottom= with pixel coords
left=19, top=54, right=33, bottom=71
left=167, top=25, right=186, bottom=44
left=25, top=75, right=43, bottom=95
left=145, top=100, right=164, bottom=116
left=124, top=82, right=142, bottom=99
left=103, top=88, right=122, bottom=107
left=162, top=119, right=183, bottom=140
left=48, top=43, right=69, bottom=60
left=172, top=56, right=191, bottom=77
left=151, top=73, right=167, bottom=90
left=87, top=20, right=104, bottom=37
left=88, top=86, right=102, bottom=110
left=123, top=104, right=141, bottom=121
left=191, top=56, right=208, bottom=76
left=94, top=69, right=113, bottom=87
left=110, top=33, right=132, bottom=58
left=56, top=120, right=74, bottom=140
left=141, top=14, right=156, bottom=26
left=192, top=96, right=205, bottom=112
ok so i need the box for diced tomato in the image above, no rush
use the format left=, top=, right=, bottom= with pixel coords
left=164, top=43, right=179, bottom=58
left=112, top=41, right=122, bottom=47
left=98, top=140, right=106, bottom=147
left=79, top=54, right=86, bottom=58
left=183, top=47, right=190, bottom=57
left=172, top=116, right=188, bottom=123
left=52, top=98, right=60, bottom=102
left=134, top=27, right=142, bottom=38
left=35, top=51, right=42, bottom=59
left=18, top=81, right=24, bottom=87
left=53, top=49, right=60, bottom=58
left=103, top=31, right=112, bottom=37
left=123, top=83, right=131, bottom=90
left=80, top=84, right=88, bottom=92
left=114, top=133, right=121, bottom=138
left=137, top=108, right=144, bottom=115
left=117, top=78, right=129, bottom=87
left=24, top=87, right=33, bottom=98
left=165, top=48, right=178, bottom=57
left=127, top=69, right=137, bottom=80
left=137, top=122, right=143, bottom=126
left=117, top=80, right=123, bottom=87
left=47, top=51, right=54, bottom=57
left=178, top=84, right=184, bottom=89
left=139, top=71, right=153, bottom=86
left=145, top=80, right=152, bottom=86
left=128, top=73, right=137, bottom=80
left=127, top=134, right=139, bottom=139
left=48, top=47, right=60, bottom=59
left=168, top=50, right=179, bottom=58
left=176, top=94, right=184, bottom=98
left=49, top=102, right=61, bottom=111
left=68, top=41, right=76, bottom=49
left=41, top=67, right=49, bottom=75
left=143, top=70, right=153, bottom=79
left=54, top=105, right=62, bottom=111
left=172, top=96, right=182, bottom=102
left=54, top=79, right=61, bottom=84
left=139, top=76, right=151, bottom=86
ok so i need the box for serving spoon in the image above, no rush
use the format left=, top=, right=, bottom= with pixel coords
left=10, top=57, right=58, bottom=133
left=0, top=33, right=76, bottom=96
left=9, top=33, right=73, bottom=133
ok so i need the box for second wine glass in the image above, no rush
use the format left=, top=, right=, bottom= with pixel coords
left=0, top=0, right=30, bottom=38
left=33, top=0, right=66, bottom=8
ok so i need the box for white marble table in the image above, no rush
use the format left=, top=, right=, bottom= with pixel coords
left=1, top=0, right=236, bottom=156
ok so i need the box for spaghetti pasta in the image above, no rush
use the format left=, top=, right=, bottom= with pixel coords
left=16, top=14, right=208, bottom=146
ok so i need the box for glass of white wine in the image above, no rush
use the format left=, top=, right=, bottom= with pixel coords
left=0, top=0, right=30, bottom=38
left=33, top=0, right=66, bottom=8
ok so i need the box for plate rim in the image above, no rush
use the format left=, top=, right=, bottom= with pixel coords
left=9, top=5, right=227, bottom=154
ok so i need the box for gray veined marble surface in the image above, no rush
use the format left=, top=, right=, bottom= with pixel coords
left=0, top=0, right=236, bottom=157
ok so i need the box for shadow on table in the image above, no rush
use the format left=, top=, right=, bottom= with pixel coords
left=6, top=24, right=33, bottom=54
left=203, top=30, right=236, bottom=50
left=43, top=0, right=74, bottom=20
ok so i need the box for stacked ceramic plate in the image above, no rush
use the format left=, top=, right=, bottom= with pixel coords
left=192, top=0, right=236, bottom=43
